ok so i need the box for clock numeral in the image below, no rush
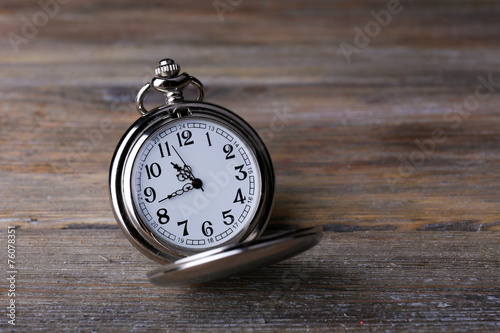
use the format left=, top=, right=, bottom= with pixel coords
left=205, top=132, right=212, bottom=147
left=222, top=209, right=234, bottom=225
left=145, top=163, right=162, bottom=179
left=233, top=188, right=246, bottom=204
left=177, top=130, right=194, bottom=147
left=156, top=208, right=170, bottom=224
left=158, top=142, right=171, bottom=158
left=234, top=164, right=247, bottom=181
left=144, top=187, right=156, bottom=203
left=202, top=221, right=213, bottom=237
left=223, top=144, right=235, bottom=159
left=177, top=220, right=189, bottom=236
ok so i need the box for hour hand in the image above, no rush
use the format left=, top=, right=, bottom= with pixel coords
left=171, top=162, right=193, bottom=182
left=171, top=162, right=183, bottom=173
left=171, top=145, right=203, bottom=191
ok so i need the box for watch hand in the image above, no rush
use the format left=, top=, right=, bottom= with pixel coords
left=172, top=145, right=188, bottom=167
left=171, top=162, right=183, bottom=173
left=171, top=162, right=193, bottom=182
left=171, top=145, right=204, bottom=191
left=158, top=183, right=194, bottom=203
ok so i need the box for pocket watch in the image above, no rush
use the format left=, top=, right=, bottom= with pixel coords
left=109, top=59, right=322, bottom=287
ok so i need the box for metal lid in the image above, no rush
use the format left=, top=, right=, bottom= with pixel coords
left=147, top=226, right=323, bottom=287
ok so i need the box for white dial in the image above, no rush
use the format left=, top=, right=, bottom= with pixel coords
left=131, top=116, right=262, bottom=251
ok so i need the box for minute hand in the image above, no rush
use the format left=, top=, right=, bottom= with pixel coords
left=158, top=183, right=194, bottom=203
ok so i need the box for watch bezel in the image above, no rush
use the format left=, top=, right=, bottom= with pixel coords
left=109, top=102, right=275, bottom=263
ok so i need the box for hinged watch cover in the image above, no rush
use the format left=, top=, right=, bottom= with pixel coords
left=147, top=226, right=323, bottom=287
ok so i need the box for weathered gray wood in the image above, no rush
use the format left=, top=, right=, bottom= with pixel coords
left=6, top=229, right=500, bottom=332
left=1, top=0, right=500, bottom=331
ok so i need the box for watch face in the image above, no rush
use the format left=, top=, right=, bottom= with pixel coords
left=130, top=115, right=262, bottom=253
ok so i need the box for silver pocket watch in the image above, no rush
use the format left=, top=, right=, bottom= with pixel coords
left=109, top=59, right=322, bottom=287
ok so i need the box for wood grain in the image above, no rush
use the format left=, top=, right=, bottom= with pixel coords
left=1, top=0, right=499, bottom=331
left=7, top=229, right=500, bottom=332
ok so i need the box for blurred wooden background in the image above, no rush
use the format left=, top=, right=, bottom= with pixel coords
left=1, top=0, right=499, bottom=331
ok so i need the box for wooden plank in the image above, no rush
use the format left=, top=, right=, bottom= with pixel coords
left=0, top=0, right=499, bottom=331
left=5, top=229, right=500, bottom=331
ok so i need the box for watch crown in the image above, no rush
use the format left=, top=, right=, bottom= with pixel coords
left=155, top=59, right=180, bottom=78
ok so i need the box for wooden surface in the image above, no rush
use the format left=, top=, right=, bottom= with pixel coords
left=1, top=0, right=499, bottom=331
